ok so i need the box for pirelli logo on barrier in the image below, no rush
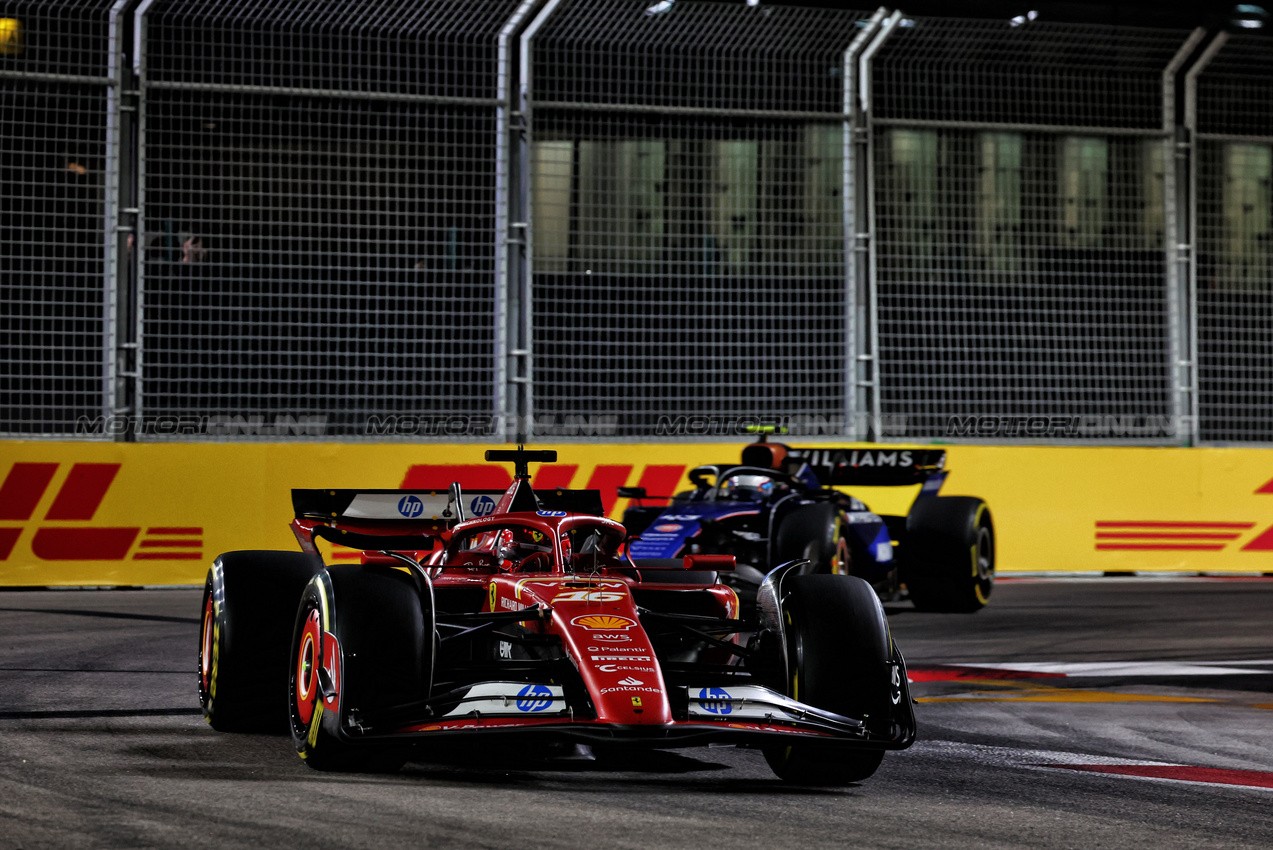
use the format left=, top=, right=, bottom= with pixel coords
left=0, top=463, right=202, bottom=562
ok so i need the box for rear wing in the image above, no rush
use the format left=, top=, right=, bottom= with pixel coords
left=743, top=445, right=946, bottom=487
left=291, top=488, right=462, bottom=552
left=292, top=489, right=461, bottom=523
left=290, top=447, right=602, bottom=554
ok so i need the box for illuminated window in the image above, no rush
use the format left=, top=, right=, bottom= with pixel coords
left=976, top=132, right=1022, bottom=272
left=1060, top=136, right=1108, bottom=248
left=1220, top=142, right=1271, bottom=290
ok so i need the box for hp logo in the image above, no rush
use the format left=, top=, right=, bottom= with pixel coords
left=470, top=495, right=497, bottom=517
left=697, top=687, right=733, bottom=715
left=516, top=684, right=554, bottom=713
left=397, top=495, right=425, bottom=518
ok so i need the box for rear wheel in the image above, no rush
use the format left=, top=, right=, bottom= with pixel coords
left=762, top=574, right=895, bottom=785
left=774, top=503, right=850, bottom=576
left=289, top=565, right=432, bottom=772
left=198, top=550, right=324, bottom=732
left=903, top=497, right=994, bottom=613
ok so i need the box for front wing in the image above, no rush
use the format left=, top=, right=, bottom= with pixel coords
left=338, top=680, right=916, bottom=751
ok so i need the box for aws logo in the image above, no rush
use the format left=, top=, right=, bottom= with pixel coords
left=0, top=462, right=201, bottom=561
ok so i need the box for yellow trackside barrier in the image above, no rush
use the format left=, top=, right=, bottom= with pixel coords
left=1, top=442, right=1271, bottom=586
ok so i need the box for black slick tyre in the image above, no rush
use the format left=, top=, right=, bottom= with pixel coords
left=763, top=574, right=895, bottom=785
left=774, top=502, right=850, bottom=576
left=198, top=550, right=324, bottom=732
left=289, top=564, right=431, bottom=772
left=903, top=496, right=994, bottom=613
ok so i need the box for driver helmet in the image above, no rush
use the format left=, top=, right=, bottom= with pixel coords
left=720, top=473, right=775, bottom=501
left=495, top=526, right=551, bottom=568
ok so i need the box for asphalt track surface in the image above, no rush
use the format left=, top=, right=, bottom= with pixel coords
left=2, top=577, right=1272, bottom=850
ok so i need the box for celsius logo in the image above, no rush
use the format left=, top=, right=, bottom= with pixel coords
left=515, top=684, right=554, bottom=712
left=470, top=495, right=497, bottom=517
left=697, top=687, right=733, bottom=715
left=598, top=664, right=655, bottom=673
left=397, top=495, right=424, bottom=518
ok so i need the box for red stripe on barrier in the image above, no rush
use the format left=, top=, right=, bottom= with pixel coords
left=139, top=539, right=202, bottom=548
left=1095, top=532, right=1240, bottom=540
left=132, top=552, right=203, bottom=560
left=32, top=527, right=139, bottom=560
left=0, top=527, right=21, bottom=560
left=1240, top=525, right=1273, bottom=551
left=531, top=465, right=578, bottom=490
left=1096, top=544, right=1227, bottom=551
left=147, top=527, right=202, bottom=535
left=400, top=464, right=512, bottom=491
left=1041, top=763, right=1273, bottom=789
left=1095, top=521, right=1255, bottom=529
left=0, top=463, right=59, bottom=520
left=45, top=464, right=120, bottom=520
left=635, top=465, right=689, bottom=507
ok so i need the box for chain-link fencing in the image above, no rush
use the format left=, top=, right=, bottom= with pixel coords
left=1, top=1, right=1269, bottom=445
left=1, top=0, right=118, bottom=437
left=866, top=17, right=1197, bottom=444
left=1192, top=32, right=1273, bottom=444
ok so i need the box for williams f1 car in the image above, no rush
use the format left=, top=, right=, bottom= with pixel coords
left=198, top=448, right=915, bottom=784
left=619, top=437, right=994, bottom=613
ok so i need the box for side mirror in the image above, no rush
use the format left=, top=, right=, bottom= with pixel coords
left=683, top=554, right=735, bottom=572
left=617, top=486, right=648, bottom=499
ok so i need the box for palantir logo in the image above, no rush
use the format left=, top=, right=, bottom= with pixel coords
left=515, top=684, right=554, bottom=713
left=697, top=687, right=733, bottom=715
left=397, top=495, right=425, bottom=518
left=470, top=495, right=497, bottom=517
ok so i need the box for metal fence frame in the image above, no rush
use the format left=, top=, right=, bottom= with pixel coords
left=2, top=0, right=1271, bottom=445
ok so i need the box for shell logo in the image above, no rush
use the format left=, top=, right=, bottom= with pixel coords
left=571, top=614, right=637, bottom=631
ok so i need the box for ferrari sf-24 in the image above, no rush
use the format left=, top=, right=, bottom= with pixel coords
left=198, top=448, right=916, bottom=784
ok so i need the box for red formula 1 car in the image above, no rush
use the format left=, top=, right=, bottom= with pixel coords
left=198, top=449, right=916, bottom=784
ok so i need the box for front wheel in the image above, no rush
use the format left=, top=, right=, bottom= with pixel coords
left=762, top=574, right=898, bottom=785
left=774, top=502, right=850, bottom=576
left=903, top=497, right=994, bottom=613
left=289, top=565, right=432, bottom=772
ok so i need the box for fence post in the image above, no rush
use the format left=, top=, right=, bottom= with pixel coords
left=1162, top=28, right=1208, bottom=447
left=517, top=0, right=568, bottom=442
left=1183, top=32, right=1231, bottom=446
left=106, top=0, right=145, bottom=440
left=497, top=1, right=545, bottom=444
left=843, top=9, right=888, bottom=442
left=857, top=11, right=903, bottom=442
